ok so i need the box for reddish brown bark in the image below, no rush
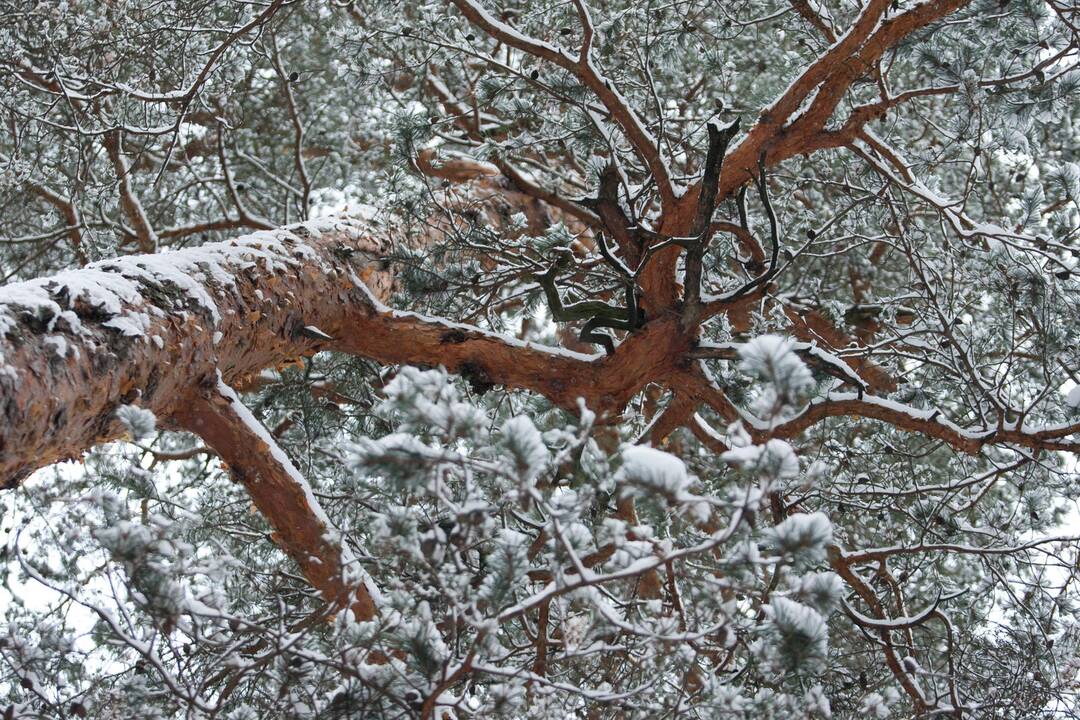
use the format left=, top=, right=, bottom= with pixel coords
left=2, top=207, right=1072, bottom=492
left=1, top=209, right=1076, bottom=663
left=6, top=5, right=1074, bottom=677
left=0, top=219, right=387, bottom=486
left=637, top=0, right=973, bottom=313
left=0, top=217, right=666, bottom=486
left=173, top=384, right=378, bottom=621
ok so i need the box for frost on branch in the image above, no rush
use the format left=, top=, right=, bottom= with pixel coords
left=618, top=444, right=691, bottom=496
left=323, top=370, right=846, bottom=715
left=496, top=415, right=550, bottom=484
left=379, top=365, right=486, bottom=440
left=1066, top=384, right=1080, bottom=411
left=615, top=444, right=709, bottom=521
left=2, top=0, right=1080, bottom=715
left=795, top=572, right=844, bottom=616
left=477, top=529, right=531, bottom=608
left=860, top=687, right=902, bottom=719
left=721, top=437, right=800, bottom=487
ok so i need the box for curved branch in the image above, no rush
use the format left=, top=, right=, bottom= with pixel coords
left=104, top=129, right=159, bottom=253
left=841, top=591, right=943, bottom=631
left=767, top=392, right=1080, bottom=455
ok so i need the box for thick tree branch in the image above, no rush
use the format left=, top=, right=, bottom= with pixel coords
left=0, top=218, right=680, bottom=486
left=172, top=378, right=379, bottom=621
left=1, top=212, right=1070, bottom=496
left=0, top=219, right=392, bottom=485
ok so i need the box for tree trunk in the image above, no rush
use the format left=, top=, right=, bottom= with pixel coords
left=0, top=217, right=683, bottom=487
left=0, top=218, right=389, bottom=485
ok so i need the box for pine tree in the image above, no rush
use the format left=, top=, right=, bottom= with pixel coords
left=0, top=0, right=1079, bottom=717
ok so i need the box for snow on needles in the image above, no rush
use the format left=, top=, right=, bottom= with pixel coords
left=617, top=445, right=710, bottom=522
left=767, top=512, right=833, bottom=561
left=721, top=438, right=800, bottom=482
left=738, top=335, right=816, bottom=417
left=765, top=596, right=829, bottom=673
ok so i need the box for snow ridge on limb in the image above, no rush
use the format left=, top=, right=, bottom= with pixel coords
left=0, top=217, right=390, bottom=486
left=173, top=377, right=381, bottom=622
left=2, top=209, right=1074, bottom=496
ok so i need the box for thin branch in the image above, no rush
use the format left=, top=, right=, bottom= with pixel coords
left=449, top=0, right=677, bottom=210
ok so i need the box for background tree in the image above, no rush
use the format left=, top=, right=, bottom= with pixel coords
left=0, top=0, right=1079, bottom=717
